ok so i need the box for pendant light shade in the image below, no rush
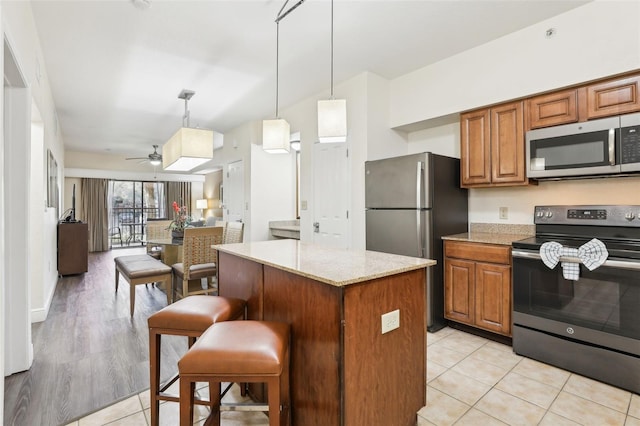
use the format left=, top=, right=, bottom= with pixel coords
left=163, top=127, right=213, bottom=171
left=318, top=0, right=346, bottom=143
left=318, top=99, right=347, bottom=143
left=263, top=118, right=291, bottom=153
left=163, top=89, right=214, bottom=171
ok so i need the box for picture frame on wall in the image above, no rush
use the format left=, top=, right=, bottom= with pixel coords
left=47, top=149, right=58, bottom=211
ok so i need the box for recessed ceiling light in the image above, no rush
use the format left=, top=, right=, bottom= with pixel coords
left=132, top=0, right=151, bottom=11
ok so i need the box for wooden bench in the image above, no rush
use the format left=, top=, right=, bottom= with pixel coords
left=115, top=254, right=172, bottom=317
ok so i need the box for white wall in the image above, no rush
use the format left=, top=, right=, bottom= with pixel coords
left=469, top=177, right=640, bottom=224
left=390, top=1, right=640, bottom=130
left=391, top=0, right=640, bottom=227
left=2, top=0, right=65, bottom=391
left=249, top=144, right=295, bottom=241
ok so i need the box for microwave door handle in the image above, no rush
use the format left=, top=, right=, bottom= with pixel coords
left=609, top=128, right=615, bottom=165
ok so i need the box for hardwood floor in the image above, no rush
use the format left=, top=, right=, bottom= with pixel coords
left=4, top=247, right=187, bottom=426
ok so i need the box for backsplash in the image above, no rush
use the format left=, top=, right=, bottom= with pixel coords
left=468, top=175, right=640, bottom=224
left=470, top=223, right=535, bottom=235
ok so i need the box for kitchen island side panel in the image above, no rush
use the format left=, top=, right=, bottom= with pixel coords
left=343, top=268, right=427, bottom=426
left=263, top=266, right=342, bottom=426
left=217, top=252, right=264, bottom=320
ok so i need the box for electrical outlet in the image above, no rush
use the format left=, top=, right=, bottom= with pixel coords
left=381, top=309, right=400, bottom=334
left=499, top=207, right=509, bottom=220
left=301, top=200, right=308, bottom=210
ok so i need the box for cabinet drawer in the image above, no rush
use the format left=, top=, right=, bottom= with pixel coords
left=444, top=240, right=510, bottom=264
left=527, top=89, right=578, bottom=129
left=587, top=75, right=640, bottom=119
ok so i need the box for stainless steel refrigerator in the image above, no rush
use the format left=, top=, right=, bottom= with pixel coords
left=365, top=152, right=468, bottom=332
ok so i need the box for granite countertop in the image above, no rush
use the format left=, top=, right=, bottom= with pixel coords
left=442, top=223, right=535, bottom=246
left=215, top=239, right=435, bottom=287
left=442, top=232, right=531, bottom=246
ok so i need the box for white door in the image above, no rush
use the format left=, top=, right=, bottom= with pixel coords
left=225, top=160, right=244, bottom=223
left=313, top=143, right=349, bottom=248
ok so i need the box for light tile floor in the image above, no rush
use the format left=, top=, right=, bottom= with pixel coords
left=64, top=327, right=640, bottom=425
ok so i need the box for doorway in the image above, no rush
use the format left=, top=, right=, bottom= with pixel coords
left=225, top=160, right=244, bottom=223
left=312, top=143, right=349, bottom=248
left=3, top=37, right=33, bottom=382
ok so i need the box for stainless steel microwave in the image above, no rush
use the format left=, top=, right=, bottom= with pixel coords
left=526, top=113, right=640, bottom=179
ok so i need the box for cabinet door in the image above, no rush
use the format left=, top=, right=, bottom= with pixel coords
left=587, top=75, right=640, bottom=119
left=444, top=257, right=475, bottom=325
left=491, top=101, right=526, bottom=184
left=460, top=109, right=491, bottom=186
left=527, top=89, right=578, bottom=129
left=475, top=262, right=511, bottom=336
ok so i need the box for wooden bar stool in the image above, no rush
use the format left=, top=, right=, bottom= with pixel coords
left=178, top=321, right=291, bottom=426
left=148, top=295, right=246, bottom=426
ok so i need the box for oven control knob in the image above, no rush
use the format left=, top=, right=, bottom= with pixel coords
left=625, top=212, right=635, bottom=221
left=535, top=211, right=544, bottom=218
left=545, top=211, right=553, bottom=218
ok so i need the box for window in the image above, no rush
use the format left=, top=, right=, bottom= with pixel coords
left=108, top=180, right=165, bottom=247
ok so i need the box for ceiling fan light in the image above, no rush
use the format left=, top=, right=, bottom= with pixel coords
left=162, top=127, right=214, bottom=171
left=318, top=99, right=347, bottom=143
left=263, top=118, right=291, bottom=153
left=149, top=158, right=161, bottom=166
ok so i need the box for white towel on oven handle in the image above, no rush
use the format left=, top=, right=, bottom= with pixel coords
left=539, top=238, right=608, bottom=281
left=577, top=238, right=609, bottom=271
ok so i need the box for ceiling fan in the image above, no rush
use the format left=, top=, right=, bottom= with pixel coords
left=126, top=144, right=162, bottom=166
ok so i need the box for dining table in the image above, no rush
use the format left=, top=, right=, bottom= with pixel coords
left=144, top=237, right=183, bottom=266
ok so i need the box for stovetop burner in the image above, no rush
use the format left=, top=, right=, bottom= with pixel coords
left=512, top=205, right=640, bottom=260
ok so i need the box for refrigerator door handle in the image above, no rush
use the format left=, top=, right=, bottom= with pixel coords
left=416, top=161, right=424, bottom=257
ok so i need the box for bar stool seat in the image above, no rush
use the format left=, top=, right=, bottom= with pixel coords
left=148, top=295, right=246, bottom=426
left=178, top=320, right=291, bottom=426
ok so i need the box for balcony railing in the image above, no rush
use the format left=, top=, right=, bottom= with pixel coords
left=109, top=206, right=164, bottom=248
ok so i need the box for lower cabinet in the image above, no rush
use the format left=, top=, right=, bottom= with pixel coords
left=444, top=240, right=512, bottom=336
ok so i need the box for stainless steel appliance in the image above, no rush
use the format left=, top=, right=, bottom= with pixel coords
left=526, top=112, right=640, bottom=179
left=365, top=152, right=468, bottom=332
left=512, top=205, right=640, bottom=394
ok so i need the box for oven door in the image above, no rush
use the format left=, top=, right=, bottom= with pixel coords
left=512, top=250, right=640, bottom=356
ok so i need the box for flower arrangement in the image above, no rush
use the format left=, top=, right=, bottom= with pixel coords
left=168, top=201, right=191, bottom=232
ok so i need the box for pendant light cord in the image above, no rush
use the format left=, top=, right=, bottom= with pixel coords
left=183, top=97, right=190, bottom=127
left=276, top=21, right=280, bottom=118
left=330, top=0, right=334, bottom=99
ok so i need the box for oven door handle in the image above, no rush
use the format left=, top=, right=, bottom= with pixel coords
left=512, top=250, right=640, bottom=271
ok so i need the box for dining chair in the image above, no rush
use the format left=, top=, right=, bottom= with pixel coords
left=214, top=220, right=227, bottom=242
left=108, top=227, right=123, bottom=248
left=145, top=220, right=172, bottom=260
left=171, top=226, right=224, bottom=301
left=224, top=221, right=244, bottom=244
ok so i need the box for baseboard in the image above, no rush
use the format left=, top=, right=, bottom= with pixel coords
left=31, top=277, right=58, bottom=323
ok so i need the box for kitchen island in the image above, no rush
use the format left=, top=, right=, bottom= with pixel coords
left=215, top=239, right=435, bottom=426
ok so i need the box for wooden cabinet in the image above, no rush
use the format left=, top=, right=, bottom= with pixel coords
left=444, top=240, right=512, bottom=336
left=527, top=89, right=579, bottom=129
left=586, top=74, right=640, bottom=119
left=461, top=101, right=526, bottom=187
left=57, top=222, right=88, bottom=275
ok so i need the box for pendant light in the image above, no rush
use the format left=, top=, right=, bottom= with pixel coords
left=163, top=90, right=214, bottom=171
left=263, top=20, right=291, bottom=154
left=318, top=0, right=347, bottom=143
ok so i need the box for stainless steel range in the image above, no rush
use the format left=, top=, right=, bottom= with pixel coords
left=512, top=205, right=640, bottom=394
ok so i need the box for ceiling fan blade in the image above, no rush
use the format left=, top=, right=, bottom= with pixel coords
left=125, top=157, right=147, bottom=160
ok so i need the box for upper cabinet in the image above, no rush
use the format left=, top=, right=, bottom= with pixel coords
left=586, top=75, right=640, bottom=119
left=460, top=70, right=640, bottom=188
left=461, top=101, right=527, bottom=188
left=527, top=89, right=579, bottom=129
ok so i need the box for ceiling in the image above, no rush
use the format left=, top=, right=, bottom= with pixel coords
left=30, top=0, right=589, bottom=162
